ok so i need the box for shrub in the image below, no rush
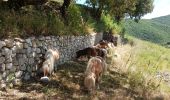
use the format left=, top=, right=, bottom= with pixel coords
left=100, top=13, right=122, bottom=34
left=67, top=4, right=86, bottom=35
left=0, top=4, right=90, bottom=38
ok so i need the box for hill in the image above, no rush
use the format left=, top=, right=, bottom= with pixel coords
left=124, top=15, right=170, bottom=45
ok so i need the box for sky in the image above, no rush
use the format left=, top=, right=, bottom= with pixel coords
left=76, top=0, right=170, bottom=19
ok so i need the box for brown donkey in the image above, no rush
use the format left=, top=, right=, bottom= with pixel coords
left=84, top=56, right=107, bottom=92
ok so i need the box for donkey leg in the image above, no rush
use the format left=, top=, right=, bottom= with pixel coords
left=96, top=75, right=100, bottom=89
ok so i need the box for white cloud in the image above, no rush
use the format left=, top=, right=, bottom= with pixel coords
left=143, top=0, right=170, bottom=19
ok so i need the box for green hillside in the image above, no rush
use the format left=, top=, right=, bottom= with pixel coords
left=124, top=15, right=170, bottom=45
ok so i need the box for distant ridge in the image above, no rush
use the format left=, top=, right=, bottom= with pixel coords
left=125, top=15, right=170, bottom=45
left=152, top=15, right=170, bottom=26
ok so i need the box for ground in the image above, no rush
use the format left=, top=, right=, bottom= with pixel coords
left=0, top=44, right=169, bottom=100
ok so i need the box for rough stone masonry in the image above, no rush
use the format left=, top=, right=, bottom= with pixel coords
left=0, top=33, right=103, bottom=88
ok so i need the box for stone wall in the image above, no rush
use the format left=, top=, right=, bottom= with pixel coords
left=0, top=32, right=103, bottom=87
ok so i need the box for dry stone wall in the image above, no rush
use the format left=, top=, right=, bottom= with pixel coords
left=0, top=33, right=103, bottom=87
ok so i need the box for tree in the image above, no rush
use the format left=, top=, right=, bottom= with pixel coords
left=129, top=0, right=154, bottom=22
left=60, top=0, right=72, bottom=19
left=85, top=0, right=154, bottom=22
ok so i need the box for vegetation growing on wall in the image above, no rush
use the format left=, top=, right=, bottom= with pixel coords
left=0, top=0, right=154, bottom=38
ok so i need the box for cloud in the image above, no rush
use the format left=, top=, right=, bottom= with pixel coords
left=143, top=0, right=170, bottom=19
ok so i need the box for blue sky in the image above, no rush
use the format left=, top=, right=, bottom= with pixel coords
left=76, top=0, right=170, bottom=19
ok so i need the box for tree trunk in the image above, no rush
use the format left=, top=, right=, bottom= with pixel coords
left=60, top=0, right=71, bottom=19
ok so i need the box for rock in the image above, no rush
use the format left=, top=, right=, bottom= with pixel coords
left=15, top=41, right=23, bottom=49
left=12, top=79, right=21, bottom=86
left=18, top=55, right=27, bottom=66
left=25, top=38, right=32, bottom=46
left=11, top=46, right=17, bottom=53
left=39, top=36, right=45, bottom=41
left=23, top=43, right=29, bottom=49
left=41, top=48, right=46, bottom=54
left=27, top=47, right=32, bottom=54
left=13, top=57, right=19, bottom=66
left=15, top=71, right=23, bottom=78
left=20, top=64, right=26, bottom=71
left=14, top=65, right=19, bottom=70
left=36, top=41, right=43, bottom=47
left=30, top=37, right=35, bottom=40
left=0, top=57, right=5, bottom=64
left=0, top=41, right=6, bottom=49
left=14, top=38, right=24, bottom=43
left=0, top=64, right=5, bottom=72
left=6, top=56, right=12, bottom=63
left=45, top=36, right=51, bottom=40
left=6, top=63, right=12, bottom=70
left=32, top=65, right=37, bottom=71
left=28, top=52, right=36, bottom=58
left=0, top=82, right=6, bottom=91
left=32, top=40, right=37, bottom=48
left=40, top=76, right=50, bottom=83
left=2, top=47, right=12, bottom=58
left=28, top=58, right=34, bottom=65
left=54, top=42, right=57, bottom=47
left=27, top=65, right=32, bottom=72
left=36, top=48, right=41, bottom=54
left=19, top=49, right=26, bottom=54
left=2, top=71, right=7, bottom=78
left=32, top=48, right=37, bottom=52
left=24, top=72, right=31, bottom=81
left=5, top=39, right=14, bottom=48
left=31, top=72, right=36, bottom=77
left=11, top=53, right=16, bottom=58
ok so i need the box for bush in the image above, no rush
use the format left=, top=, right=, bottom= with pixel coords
left=100, top=13, right=122, bottom=34
left=0, top=4, right=90, bottom=38
left=67, top=4, right=86, bottom=35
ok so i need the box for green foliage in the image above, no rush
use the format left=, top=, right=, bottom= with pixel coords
left=129, top=0, right=154, bottom=21
left=67, top=4, right=85, bottom=35
left=125, top=15, right=170, bottom=45
left=85, top=0, right=154, bottom=22
left=0, top=4, right=90, bottom=38
left=100, top=13, right=122, bottom=34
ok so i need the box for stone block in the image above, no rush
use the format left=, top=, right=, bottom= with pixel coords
left=0, top=41, right=6, bottom=49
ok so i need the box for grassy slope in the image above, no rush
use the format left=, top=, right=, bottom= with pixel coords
left=124, top=15, right=170, bottom=45
left=124, top=15, right=170, bottom=93
left=128, top=36, right=170, bottom=72
left=124, top=15, right=170, bottom=72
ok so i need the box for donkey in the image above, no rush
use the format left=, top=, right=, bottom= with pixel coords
left=84, top=56, right=107, bottom=92
left=41, top=48, right=59, bottom=81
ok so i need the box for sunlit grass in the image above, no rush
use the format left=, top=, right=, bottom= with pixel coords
left=125, top=36, right=170, bottom=93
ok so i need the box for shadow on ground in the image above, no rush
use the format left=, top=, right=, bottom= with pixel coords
left=1, top=60, right=167, bottom=100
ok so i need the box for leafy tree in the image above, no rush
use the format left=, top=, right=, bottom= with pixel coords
left=85, top=0, right=154, bottom=22
left=129, top=0, right=154, bottom=22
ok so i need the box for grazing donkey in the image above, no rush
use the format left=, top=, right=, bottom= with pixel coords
left=84, top=56, right=107, bottom=92
left=41, top=48, right=59, bottom=81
